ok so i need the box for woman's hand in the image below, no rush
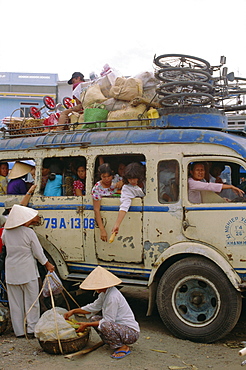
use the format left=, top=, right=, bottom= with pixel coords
left=115, top=180, right=123, bottom=190
left=28, top=184, right=37, bottom=194
left=45, top=261, right=55, bottom=272
left=111, top=225, right=119, bottom=235
left=76, top=322, right=88, bottom=333
left=64, top=310, right=74, bottom=320
left=100, top=228, right=108, bottom=242
left=231, top=186, right=245, bottom=197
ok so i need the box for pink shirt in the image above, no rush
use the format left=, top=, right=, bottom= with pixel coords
left=73, top=179, right=85, bottom=195
left=188, top=177, right=223, bottom=203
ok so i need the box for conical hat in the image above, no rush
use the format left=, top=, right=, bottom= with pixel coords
left=8, top=162, right=33, bottom=180
left=4, top=204, right=38, bottom=229
left=79, top=266, right=122, bottom=290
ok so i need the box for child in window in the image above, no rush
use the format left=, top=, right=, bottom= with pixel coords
left=73, top=165, right=86, bottom=196
left=111, top=162, right=145, bottom=237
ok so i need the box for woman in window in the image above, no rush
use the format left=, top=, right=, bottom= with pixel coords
left=92, top=163, right=120, bottom=242
left=73, top=165, right=86, bottom=196
left=188, top=162, right=244, bottom=203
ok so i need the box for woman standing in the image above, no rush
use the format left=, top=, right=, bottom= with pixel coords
left=2, top=205, right=54, bottom=338
left=64, top=266, right=140, bottom=359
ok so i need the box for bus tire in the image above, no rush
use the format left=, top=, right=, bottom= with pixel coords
left=156, top=256, right=242, bottom=343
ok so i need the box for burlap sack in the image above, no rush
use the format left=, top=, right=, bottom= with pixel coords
left=107, top=104, right=148, bottom=127
left=109, top=77, right=143, bottom=101
left=81, top=84, right=107, bottom=109
left=103, top=98, right=130, bottom=111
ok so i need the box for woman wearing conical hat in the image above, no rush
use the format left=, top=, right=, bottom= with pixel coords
left=7, top=161, right=34, bottom=195
left=2, top=204, right=54, bottom=338
left=64, top=266, right=140, bottom=359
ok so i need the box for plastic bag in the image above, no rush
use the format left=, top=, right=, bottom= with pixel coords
left=84, top=107, right=108, bottom=123
left=42, top=272, right=63, bottom=297
left=35, top=307, right=77, bottom=341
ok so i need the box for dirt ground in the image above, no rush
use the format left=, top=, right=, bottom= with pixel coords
left=1, top=286, right=246, bottom=370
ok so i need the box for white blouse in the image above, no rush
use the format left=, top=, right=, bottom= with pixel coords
left=81, top=286, right=140, bottom=332
left=2, top=226, right=47, bottom=285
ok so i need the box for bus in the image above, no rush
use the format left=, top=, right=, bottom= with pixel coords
left=1, top=106, right=246, bottom=343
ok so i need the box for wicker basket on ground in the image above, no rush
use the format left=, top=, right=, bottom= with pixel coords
left=38, top=328, right=90, bottom=355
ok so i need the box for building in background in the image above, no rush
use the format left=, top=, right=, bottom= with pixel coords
left=0, top=72, right=72, bottom=122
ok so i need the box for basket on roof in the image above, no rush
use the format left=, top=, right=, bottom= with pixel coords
left=6, top=117, right=45, bottom=137
left=5, top=109, right=45, bottom=137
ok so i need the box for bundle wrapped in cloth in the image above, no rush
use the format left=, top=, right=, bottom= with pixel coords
left=35, top=307, right=78, bottom=341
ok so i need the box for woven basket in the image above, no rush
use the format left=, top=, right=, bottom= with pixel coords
left=6, top=110, right=45, bottom=136
left=38, top=328, right=90, bottom=355
left=7, top=118, right=45, bottom=136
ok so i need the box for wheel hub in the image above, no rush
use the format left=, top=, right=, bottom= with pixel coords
left=172, top=275, right=220, bottom=327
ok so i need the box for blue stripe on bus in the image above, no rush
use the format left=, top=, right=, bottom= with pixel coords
left=0, top=203, right=170, bottom=212
left=186, top=206, right=246, bottom=211
left=1, top=202, right=245, bottom=212
left=67, top=262, right=151, bottom=278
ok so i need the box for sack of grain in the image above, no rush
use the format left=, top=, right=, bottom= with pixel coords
left=109, top=77, right=143, bottom=101
left=107, top=104, right=148, bottom=127
left=81, top=84, right=107, bottom=109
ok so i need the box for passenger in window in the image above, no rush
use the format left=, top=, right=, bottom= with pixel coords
left=92, top=163, right=120, bottom=242
left=159, top=161, right=179, bottom=202
left=188, top=162, right=244, bottom=203
left=209, top=162, right=235, bottom=200
left=112, top=162, right=145, bottom=236
left=7, top=162, right=34, bottom=195
left=112, top=162, right=126, bottom=192
left=0, top=162, right=9, bottom=195
left=73, top=165, right=86, bottom=196
left=44, top=162, right=63, bottom=196
left=40, top=159, right=51, bottom=193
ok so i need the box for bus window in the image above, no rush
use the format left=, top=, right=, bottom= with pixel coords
left=158, top=160, right=179, bottom=203
left=41, top=156, right=86, bottom=196
left=188, top=161, right=246, bottom=203
left=93, top=154, right=146, bottom=190
left=5, top=159, right=35, bottom=196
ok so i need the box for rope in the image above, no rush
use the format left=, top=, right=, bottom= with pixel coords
left=24, top=273, right=81, bottom=353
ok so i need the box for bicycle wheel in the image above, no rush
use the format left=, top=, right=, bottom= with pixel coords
left=29, top=106, right=41, bottom=119
left=154, top=54, right=210, bottom=71
left=160, top=92, right=214, bottom=107
left=156, top=81, right=213, bottom=95
left=43, top=96, right=56, bottom=110
left=155, top=67, right=211, bottom=83
left=63, top=97, right=74, bottom=109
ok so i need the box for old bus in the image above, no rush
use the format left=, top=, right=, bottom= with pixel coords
left=1, top=107, right=246, bottom=343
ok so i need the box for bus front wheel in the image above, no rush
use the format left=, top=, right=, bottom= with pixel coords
left=156, top=256, right=242, bottom=343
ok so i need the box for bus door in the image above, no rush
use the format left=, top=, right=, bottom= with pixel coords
left=94, top=196, right=144, bottom=263
left=182, top=157, right=246, bottom=267
left=34, top=157, right=85, bottom=262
